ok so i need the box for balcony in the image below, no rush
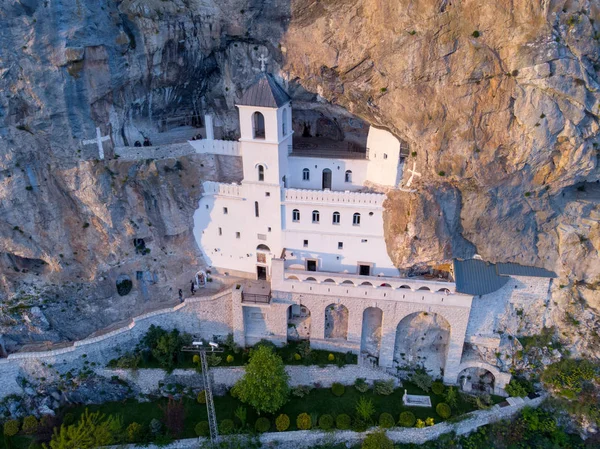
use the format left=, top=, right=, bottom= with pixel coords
left=241, top=280, right=271, bottom=304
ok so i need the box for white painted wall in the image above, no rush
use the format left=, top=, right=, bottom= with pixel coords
left=287, top=156, right=368, bottom=191
left=365, top=126, right=403, bottom=187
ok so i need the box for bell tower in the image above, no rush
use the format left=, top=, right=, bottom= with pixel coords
left=236, top=72, right=293, bottom=185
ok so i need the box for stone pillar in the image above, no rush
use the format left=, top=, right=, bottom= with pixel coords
left=310, top=301, right=325, bottom=341
left=231, top=286, right=245, bottom=347
left=347, top=307, right=363, bottom=345
left=442, top=308, right=470, bottom=385
left=205, top=114, right=214, bottom=140
left=378, top=313, right=397, bottom=368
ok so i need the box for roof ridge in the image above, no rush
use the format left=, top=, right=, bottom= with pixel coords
left=237, top=72, right=291, bottom=108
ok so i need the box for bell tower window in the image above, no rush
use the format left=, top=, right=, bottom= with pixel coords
left=258, top=165, right=265, bottom=181
left=253, top=111, right=265, bottom=139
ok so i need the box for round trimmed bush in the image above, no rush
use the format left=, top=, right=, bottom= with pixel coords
left=22, top=416, right=38, bottom=435
left=328, top=353, right=335, bottom=361
left=399, top=411, right=416, bottom=427
left=362, top=430, right=394, bottom=449
left=3, top=420, right=19, bottom=437
left=318, top=414, right=334, bottom=430
left=436, top=403, right=452, bottom=419
left=379, top=412, right=395, bottom=429
left=219, top=419, right=235, bottom=435
left=331, top=382, right=345, bottom=397
left=336, top=414, right=351, bottom=430
left=226, top=354, right=234, bottom=363
left=294, top=353, right=301, bottom=361
left=197, top=390, right=206, bottom=404
left=126, top=422, right=143, bottom=443
left=255, top=417, right=270, bottom=433
left=195, top=421, right=210, bottom=437
left=296, top=413, right=312, bottom=430
left=275, top=414, right=290, bottom=432
left=193, top=354, right=200, bottom=365
left=432, top=381, right=445, bottom=395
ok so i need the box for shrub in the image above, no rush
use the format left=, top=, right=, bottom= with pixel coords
left=275, top=414, right=290, bottom=432
left=355, top=397, right=375, bottom=421
left=296, top=413, right=312, bottom=430
left=327, top=353, right=335, bottom=362
left=444, top=386, right=458, bottom=407
left=379, top=412, right=395, bottom=429
left=336, top=414, right=351, bottom=430
left=399, top=411, right=416, bottom=427
left=411, top=370, right=433, bottom=392
left=27, top=443, right=42, bottom=449
left=416, top=419, right=425, bottom=428
left=374, top=379, right=394, bottom=396
left=193, top=354, right=200, bottom=365
left=355, top=377, right=369, bottom=393
left=318, top=414, right=334, bottom=430
left=234, top=406, right=247, bottom=428
left=292, top=385, right=313, bottom=398
left=219, top=419, right=235, bottom=435
left=47, top=409, right=122, bottom=448
left=62, top=413, right=75, bottom=426
left=233, top=345, right=290, bottom=414
left=255, top=417, right=270, bottom=432
left=426, top=417, right=435, bottom=426
left=150, top=418, right=162, bottom=435
left=541, top=358, right=597, bottom=399
left=226, top=354, right=234, bottom=363
left=195, top=421, right=210, bottom=437
left=141, top=325, right=192, bottom=370
left=161, top=396, right=185, bottom=437
left=126, top=422, right=144, bottom=442
left=506, top=378, right=533, bottom=397
left=362, top=430, right=394, bottom=449
left=472, top=30, right=480, bottom=38
left=197, top=390, right=206, bottom=404
left=436, top=403, right=452, bottom=419
left=331, top=382, right=345, bottom=397
left=3, top=419, right=19, bottom=437
left=438, top=170, right=446, bottom=176
left=294, top=353, right=301, bottom=361
left=432, top=381, right=445, bottom=395
left=22, top=415, right=38, bottom=434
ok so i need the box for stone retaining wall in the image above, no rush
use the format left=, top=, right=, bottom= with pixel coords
left=96, top=365, right=397, bottom=395
left=0, top=291, right=234, bottom=400
left=108, top=394, right=545, bottom=449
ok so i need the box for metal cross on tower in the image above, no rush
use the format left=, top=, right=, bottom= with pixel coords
left=258, top=54, right=269, bottom=72
left=181, top=340, right=224, bottom=445
left=82, top=127, right=111, bottom=160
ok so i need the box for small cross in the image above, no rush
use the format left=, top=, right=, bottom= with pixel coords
left=258, top=54, right=269, bottom=72
left=405, top=161, right=422, bottom=187
left=82, top=127, right=111, bottom=160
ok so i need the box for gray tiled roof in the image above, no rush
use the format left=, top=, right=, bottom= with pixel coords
left=453, top=258, right=556, bottom=296
left=497, top=263, right=557, bottom=278
left=238, top=73, right=291, bottom=108
left=453, top=259, right=509, bottom=296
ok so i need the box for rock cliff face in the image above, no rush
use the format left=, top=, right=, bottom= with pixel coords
left=0, top=0, right=598, bottom=354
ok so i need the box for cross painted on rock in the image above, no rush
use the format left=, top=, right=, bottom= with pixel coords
left=258, top=54, right=269, bottom=72
left=82, top=127, right=110, bottom=160
left=405, top=161, right=421, bottom=187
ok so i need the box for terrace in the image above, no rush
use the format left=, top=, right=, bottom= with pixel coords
left=290, top=136, right=367, bottom=160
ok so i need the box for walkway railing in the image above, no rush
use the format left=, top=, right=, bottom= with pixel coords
left=241, top=293, right=271, bottom=304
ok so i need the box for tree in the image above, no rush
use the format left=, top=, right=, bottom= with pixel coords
left=161, top=396, right=185, bottom=437
left=44, top=409, right=122, bottom=449
left=232, top=345, right=289, bottom=414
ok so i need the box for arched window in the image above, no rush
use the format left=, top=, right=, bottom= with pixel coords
left=257, top=165, right=264, bottom=181
left=253, top=111, right=265, bottom=139
left=345, top=170, right=352, bottom=183
left=332, top=211, right=340, bottom=225
left=312, top=210, right=320, bottom=223
left=255, top=201, right=259, bottom=217
left=353, top=213, right=361, bottom=226
left=383, top=153, right=388, bottom=159
left=282, top=108, right=287, bottom=136
left=292, top=209, right=300, bottom=222
left=302, top=168, right=310, bottom=181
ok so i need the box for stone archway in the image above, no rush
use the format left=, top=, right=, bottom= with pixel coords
left=393, top=311, right=451, bottom=378
left=287, top=304, right=311, bottom=341
left=458, top=367, right=495, bottom=395
left=360, top=307, right=383, bottom=365
left=324, top=303, right=349, bottom=339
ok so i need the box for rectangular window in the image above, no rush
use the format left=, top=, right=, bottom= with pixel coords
left=292, top=210, right=300, bottom=222
left=265, top=192, right=271, bottom=197
left=268, top=227, right=272, bottom=232
left=236, top=232, right=241, bottom=239
left=383, top=153, right=388, bottom=159
left=205, top=204, right=209, bottom=209
left=218, top=227, right=222, bottom=236
left=303, top=239, right=308, bottom=248
left=312, top=210, right=320, bottom=223
left=257, top=234, right=267, bottom=240
left=255, top=201, right=259, bottom=218
left=223, top=207, right=228, bottom=215
left=338, top=242, right=343, bottom=250
left=361, top=239, right=368, bottom=243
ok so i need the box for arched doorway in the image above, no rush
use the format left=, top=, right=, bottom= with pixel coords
left=324, top=303, right=349, bottom=339
left=393, top=311, right=450, bottom=378
left=360, top=307, right=383, bottom=366
left=322, top=168, right=332, bottom=190
left=256, top=244, right=270, bottom=280
left=287, top=304, right=311, bottom=341
left=458, top=367, right=496, bottom=395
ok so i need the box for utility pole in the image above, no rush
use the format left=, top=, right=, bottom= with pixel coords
left=182, top=340, right=224, bottom=445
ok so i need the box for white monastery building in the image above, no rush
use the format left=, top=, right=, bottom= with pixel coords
left=191, top=73, right=556, bottom=391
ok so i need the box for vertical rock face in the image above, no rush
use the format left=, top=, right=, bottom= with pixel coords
left=0, top=0, right=598, bottom=353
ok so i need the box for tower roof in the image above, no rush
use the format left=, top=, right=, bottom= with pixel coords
left=237, top=73, right=291, bottom=108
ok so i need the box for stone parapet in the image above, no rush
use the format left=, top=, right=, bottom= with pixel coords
left=189, top=139, right=241, bottom=156
left=284, top=188, right=386, bottom=207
